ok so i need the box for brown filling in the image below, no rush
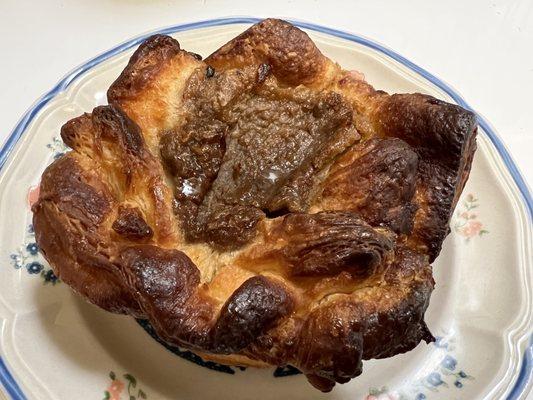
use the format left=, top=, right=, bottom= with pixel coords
left=161, top=64, right=360, bottom=249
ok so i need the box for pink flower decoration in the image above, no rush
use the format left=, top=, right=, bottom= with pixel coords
left=461, top=221, right=483, bottom=238
left=460, top=211, right=469, bottom=219
left=365, top=396, right=378, bottom=400
left=107, top=379, right=125, bottom=400
left=27, top=184, right=40, bottom=208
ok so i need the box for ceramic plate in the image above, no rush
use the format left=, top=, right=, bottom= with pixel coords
left=0, top=18, right=531, bottom=400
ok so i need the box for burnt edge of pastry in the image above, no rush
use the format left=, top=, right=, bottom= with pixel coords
left=107, top=34, right=182, bottom=102
left=32, top=18, right=477, bottom=392
left=375, top=94, right=477, bottom=260
left=206, top=18, right=326, bottom=85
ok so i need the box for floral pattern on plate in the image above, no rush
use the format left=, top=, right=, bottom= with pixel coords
left=104, top=371, right=148, bottom=400
left=453, top=193, right=488, bottom=240
left=365, top=335, right=473, bottom=400
left=7, top=136, right=68, bottom=284
left=9, top=224, right=59, bottom=285
left=46, top=136, right=68, bottom=159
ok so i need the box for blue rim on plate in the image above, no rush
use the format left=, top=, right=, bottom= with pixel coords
left=0, top=17, right=531, bottom=400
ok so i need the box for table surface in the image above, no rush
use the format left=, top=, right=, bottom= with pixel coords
left=0, top=1, right=531, bottom=399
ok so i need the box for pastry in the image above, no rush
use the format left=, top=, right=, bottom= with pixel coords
left=32, top=19, right=477, bottom=391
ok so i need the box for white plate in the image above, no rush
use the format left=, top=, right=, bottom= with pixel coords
left=0, top=18, right=531, bottom=400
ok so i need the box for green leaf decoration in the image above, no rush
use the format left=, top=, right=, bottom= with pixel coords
left=109, top=371, right=116, bottom=380
left=103, top=391, right=111, bottom=400
left=138, top=389, right=147, bottom=399
left=124, top=373, right=137, bottom=387
left=130, top=396, right=136, bottom=400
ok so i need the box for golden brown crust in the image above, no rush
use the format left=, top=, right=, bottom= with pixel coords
left=206, top=19, right=329, bottom=85
left=32, top=19, right=477, bottom=392
left=108, top=34, right=182, bottom=102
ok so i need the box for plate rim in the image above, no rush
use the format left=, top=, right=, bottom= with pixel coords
left=0, top=16, right=531, bottom=400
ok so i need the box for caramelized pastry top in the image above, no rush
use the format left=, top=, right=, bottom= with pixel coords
left=33, top=19, right=477, bottom=392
